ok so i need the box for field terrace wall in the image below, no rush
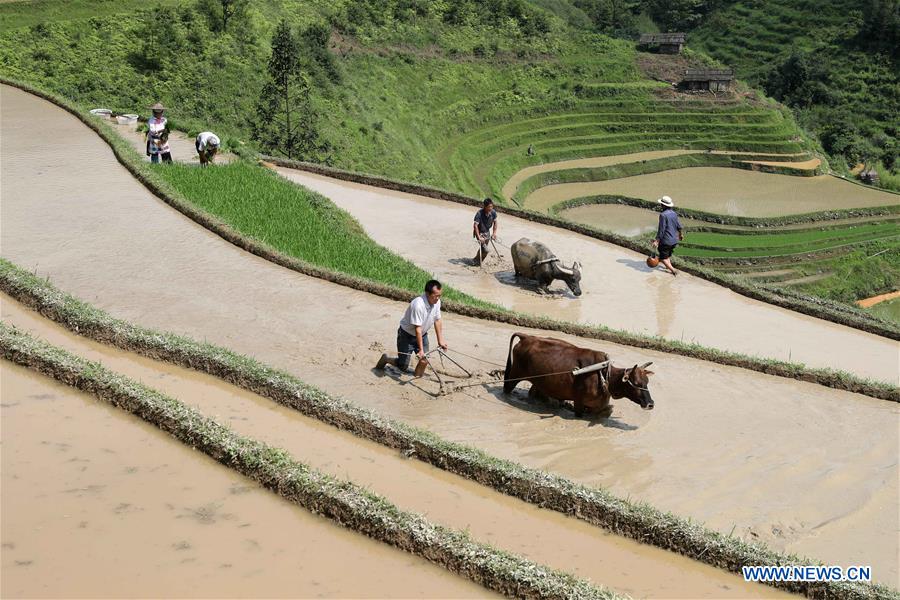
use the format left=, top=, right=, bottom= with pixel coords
left=0, top=262, right=897, bottom=600
left=262, top=155, right=899, bottom=343
left=551, top=195, right=900, bottom=228
left=3, top=78, right=896, bottom=393
left=0, top=325, right=619, bottom=600
left=510, top=153, right=823, bottom=204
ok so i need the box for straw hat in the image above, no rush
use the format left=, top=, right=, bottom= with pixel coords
left=149, top=102, right=166, bottom=112
left=658, top=195, right=674, bottom=207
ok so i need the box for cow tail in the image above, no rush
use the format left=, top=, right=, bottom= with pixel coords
left=504, top=333, right=525, bottom=388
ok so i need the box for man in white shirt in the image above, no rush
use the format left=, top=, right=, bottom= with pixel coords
left=376, top=280, right=448, bottom=372
left=195, top=131, right=221, bottom=166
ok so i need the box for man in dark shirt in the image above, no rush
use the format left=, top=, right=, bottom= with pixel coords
left=652, top=195, right=684, bottom=276
left=472, top=198, right=499, bottom=265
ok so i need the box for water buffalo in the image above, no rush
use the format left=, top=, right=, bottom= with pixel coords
left=510, top=238, right=582, bottom=296
left=504, top=333, right=655, bottom=417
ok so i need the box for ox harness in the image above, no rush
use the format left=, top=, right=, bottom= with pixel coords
left=532, top=256, right=560, bottom=267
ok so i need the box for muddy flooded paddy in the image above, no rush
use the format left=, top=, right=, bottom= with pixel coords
left=523, top=167, right=899, bottom=216
left=1, top=295, right=785, bottom=599
left=502, top=149, right=697, bottom=199
left=559, top=204, right=898, bottom=237
left=4, top=84, right=899, bottom=586
left=278, top=168, right=897, bottom=384
left=0, top=362, right=486, bottom=599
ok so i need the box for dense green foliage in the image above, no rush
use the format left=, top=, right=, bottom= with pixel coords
left=153, top=161, right=484, bottom=304
left=688, top=0, right=899, bottom=187
left=790, top=240, right=900, bottom=303
left=868, top=296, right=900, bottom=322
left=251, top=19, right=330, bottom=160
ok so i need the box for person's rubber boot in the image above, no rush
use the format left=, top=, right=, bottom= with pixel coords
left=375, top=353, right=397, bottom=370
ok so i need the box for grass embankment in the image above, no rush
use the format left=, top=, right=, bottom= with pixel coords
left=0, top=324, right=618, bottom=600
left=678, top=223, right=900, bottom=258
left=153, top=161, right=486, bottom=306
left=2, top=259, right=896, bottom=600
left=868, top=296, right=900, bottom=322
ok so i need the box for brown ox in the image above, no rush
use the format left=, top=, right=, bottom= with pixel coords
left=503, top=333, right=655, bottom=417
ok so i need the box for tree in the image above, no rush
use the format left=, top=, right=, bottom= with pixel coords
left=196, top=0, right=249, bottom=33
left=574, top=0, right=639, bottom=32
left=859, top=0, right=899, bottom=59
left=647, top=0, right=706, bottom=30
left=252, top=20, right=330, bottom=161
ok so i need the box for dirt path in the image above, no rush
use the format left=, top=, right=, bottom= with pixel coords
left=858, top=290, right=900, bottom=308
left=2, top=296, right=785, bottom=599
left=276, top=168, right=898, bottom=384
left=523, top=167, right=900, bottom=216
left=0, top=362, right=487, bottom=599
left=741, top=158, right=822, bottom=170
left=2, top=84, right=898, bottom=587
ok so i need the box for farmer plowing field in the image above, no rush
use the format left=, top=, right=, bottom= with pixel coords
left=375, top=279, right=448, bottom=374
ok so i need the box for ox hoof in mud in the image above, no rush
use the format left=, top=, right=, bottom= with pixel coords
left=504, top=332, right=655, bottom=418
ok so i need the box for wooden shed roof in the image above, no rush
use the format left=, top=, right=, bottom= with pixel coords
left=639, top=33, right=686, bottom=44
left=682, top=68, right=735, bottom=81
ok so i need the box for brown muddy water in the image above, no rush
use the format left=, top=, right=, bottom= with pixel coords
left=0, top=362, right=486, bottom=599
left=560, top=204, right=683, bottom=237
left=2, top=84, right=899, bottom=586
left=523, top=167, right=900, bottom=216
left=278, top=168, right=898, bottom=384
left=2, top=295, right=785, bottom=599
left=559, top=204, right=898, bottom=237
left=502, top=150, right=696, bottom=200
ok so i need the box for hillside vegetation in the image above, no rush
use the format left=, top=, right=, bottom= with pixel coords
left=0, top=0, right=809, bottom=192
left=688, top=0, right=899, bottom=189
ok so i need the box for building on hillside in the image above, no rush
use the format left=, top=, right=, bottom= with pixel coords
left=859, top=168, right=880, bottom=184
left=680, top=68, right=735, bottom=92
left=638, top=33, right=686, bottom=54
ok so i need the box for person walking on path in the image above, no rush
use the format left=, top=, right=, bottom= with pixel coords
left=195, top=131, right=221, bottom=166
left=652, top=195, right=684, bottom=276
left=146, top=102, right=172, bottom=164
left=472, top=198, right=499, bottom=266
left=376, top=280, right=449, bottom=373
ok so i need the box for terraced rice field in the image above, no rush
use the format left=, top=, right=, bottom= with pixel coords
left=437, top=89, right=808, bottom=200
left=677, top=223, right=900, bottom=259
left=3, top=84, right=899, bottom=591
left=524, top=168, right=899, bottom=215
left=559, top=203, right=900, bottom=292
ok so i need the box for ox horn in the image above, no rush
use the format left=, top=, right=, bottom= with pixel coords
left=557, top=263, right=573, bottom=275
left=639, top=361, right=653, bottom=369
